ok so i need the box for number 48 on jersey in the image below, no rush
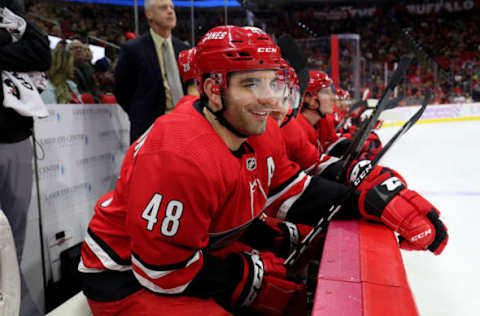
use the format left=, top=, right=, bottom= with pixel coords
left=141, top=193, right=184, bottom=237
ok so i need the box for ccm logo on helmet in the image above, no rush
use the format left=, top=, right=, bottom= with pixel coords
left=201, top=31, right=227, bottom=43
left=257, top=47, right=277, bottom=53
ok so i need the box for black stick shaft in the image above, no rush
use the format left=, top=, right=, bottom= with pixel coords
left=285, top=90, right=432, bottom=269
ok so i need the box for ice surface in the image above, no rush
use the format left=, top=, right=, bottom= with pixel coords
left=376, top=119, right=480, bottom=316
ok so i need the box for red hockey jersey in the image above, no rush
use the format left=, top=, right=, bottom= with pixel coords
left=316, top=113, right=342, bottom=153
left=280, top=116, right=319, bottom=173
left=296, top=112, right=320, bottom=152
left=80, top=98, right=309, bottom=297
left=279, top=114, right=341, bottom=179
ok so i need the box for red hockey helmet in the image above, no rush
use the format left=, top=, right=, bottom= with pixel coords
left=305, top=70, right=335, bottom=96
left=336, top=88, right=351, bottom=101
left=124, top=32, right=136, bottom=40
left=195, top=25, right=282, bottom=95
left=287, top=65, right=299, bottom=90
left=177, top=47, right=198, bottom=84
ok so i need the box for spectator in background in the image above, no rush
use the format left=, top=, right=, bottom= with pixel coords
left=68, top=39, right=98, bottom=102
left=50, top=23, right=63, bottom=38
left=472, top=75, right=480, bottom=102
left=114, top=0, right=190, bottom=143
left=0, top=1, right=51, bottom=315
left=93, top=57, right=115, bottom=99
left=41, top=43, right=82, bottom=104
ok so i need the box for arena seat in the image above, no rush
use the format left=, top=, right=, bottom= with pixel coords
left=46, top=291, right=92, bottom=316
left=101, top=94, right=117, bottom=104
left=0, top=208, right=20, bottom=316
left=81, top=93, right=95, bottom=104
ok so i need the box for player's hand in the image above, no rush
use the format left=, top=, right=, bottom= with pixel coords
left=231, top=251, right=306, bottom=316
left=0, top=7, right=26, bottom=42
left=355, top=166, right=448, bottom=255
left=262, top=215, right=313, bottom=258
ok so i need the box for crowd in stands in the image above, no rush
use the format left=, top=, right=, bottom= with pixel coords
left=25, top=0, right=480, bottom=105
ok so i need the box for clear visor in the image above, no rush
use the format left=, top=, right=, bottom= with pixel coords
left=329, top=82, right=336, bottom=94
left=229, top=69, right=288, bottom=104
left=289, top=86, right=301, bottom=110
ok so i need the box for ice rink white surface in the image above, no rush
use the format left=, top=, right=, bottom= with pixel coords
left=376, top=119, right=480, bottom=316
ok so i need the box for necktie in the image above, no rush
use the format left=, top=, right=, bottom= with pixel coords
left=162, top=41, right=184, bottom=107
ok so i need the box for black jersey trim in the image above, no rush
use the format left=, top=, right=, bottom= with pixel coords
left=88, top=228, right=130, bottom=266
left=80, top=269, right=142, bottom=302
left=268, top=170, right=303, bottom=197
left=131, top=250, right=199, bottom=272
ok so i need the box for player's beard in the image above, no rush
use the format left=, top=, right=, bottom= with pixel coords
left=223, top=99, right=272, bottom=136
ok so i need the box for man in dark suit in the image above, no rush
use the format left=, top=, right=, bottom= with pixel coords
left=114, top=0, right=190, bottom=143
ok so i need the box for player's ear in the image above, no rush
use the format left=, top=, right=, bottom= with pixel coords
left=204, top=77, right=222, bottom=111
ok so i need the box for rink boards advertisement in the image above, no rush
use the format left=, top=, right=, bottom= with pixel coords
left=380, top=102, right=480, bottom=127
left=23, top=103, right=129, bottom=307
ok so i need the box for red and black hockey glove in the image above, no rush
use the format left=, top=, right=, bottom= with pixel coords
left=230, top=251, right=306, bottom=316
left=360, top=131, right=383, bottom=160
left=342, top=131, right=383, bottom=161
left=350, top=162, right=448, bottom=255
left=262, top=216, right=323, bottom=275
left=261, top=215, right=314, bottom=259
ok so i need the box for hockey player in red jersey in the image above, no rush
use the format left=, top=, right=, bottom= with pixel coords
left=297, top=70, right=352, bottom=157
left=335, top=88, right=383, bottom=158
left=266, top=67, right=447, bottom=258
left=334, top=88, right=351, bottom=129
left=270, top=60, right=339, bottom=176
left=177, top=47, right=200, bottom=97
left=79, top=25, right=448, bottom=316
left=80, top=25, right=318, bottom=316
left=298, top=71, right=380, bottom=159
left=175, top=47, right=201, bottom=115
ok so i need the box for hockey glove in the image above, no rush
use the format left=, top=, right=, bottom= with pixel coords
left=342, top=131, right=383, bottom=161
left=261, top=215, right=314, bottom=258
left=231, top=251, right=306, bottom=316
left=0, top=7, right=26, bottom=43
left=353, top=163, right=448, bottom=255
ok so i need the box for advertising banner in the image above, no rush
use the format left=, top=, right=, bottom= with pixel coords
left=379, top=103, right=480, bottom=126
left=28, top=104, right=129, bottom=282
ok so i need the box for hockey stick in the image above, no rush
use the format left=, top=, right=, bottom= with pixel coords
left=399, top=28, right=451, bottom=84
left=371, top=90, right=432, bottom=165
left=337, top=94, right=404, bottom=132
left=338, top=55, right=413, bottom=180
left=284, top=90, right=432, bottom=269
left=334, top=100, right=367, bottom=132
left=278, top=33, right=310, bottom=97
left=383, top=4, right=453, bottom=88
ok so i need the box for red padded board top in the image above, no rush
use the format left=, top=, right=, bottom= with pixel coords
left=312, top=220, right=419, bottom=316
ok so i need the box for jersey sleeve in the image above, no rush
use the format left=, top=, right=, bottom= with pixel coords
left=285, top=118, right=321, bottom=174
left=126, top=150, right=222, bottom=295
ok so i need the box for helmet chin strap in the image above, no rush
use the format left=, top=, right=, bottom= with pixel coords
left=303, top=102, right=326, bottom=118
left=204, top=88, right=249, bottom=139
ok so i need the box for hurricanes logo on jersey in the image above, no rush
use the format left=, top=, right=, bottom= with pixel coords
left=246, top=158, right=257, bottom=171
